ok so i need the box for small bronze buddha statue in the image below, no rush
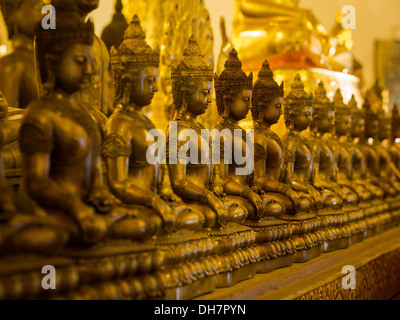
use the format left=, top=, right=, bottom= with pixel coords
left=251, top=60, right=312, bottom=216
left=282, top=74, right=342, bottom=211
left=0, top=90, right=23, bottom=170
left=20, top=0, right=152, bottom=246
left=329, top=90, right=360, bottom=205
left=349, top=98, right=384, bottom=200
left=0, top=116, right=16, bottom=217
left=167, top=35, right=248, bottom=228
left=103, top=15, right=203, bottom=233
left=306, top=85, right=358, bottom=207
left=72, top=0, right=115, bottom=117
left=0, top=0, right=44, bottom=109
left=214, top=50, right=288, bottom=220
left=375, top=106, right=400, bottom=191
left=358, top=99, right=397, bottom=198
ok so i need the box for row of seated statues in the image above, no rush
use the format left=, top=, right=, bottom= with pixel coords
left=0, top=0, right=400, bottom=300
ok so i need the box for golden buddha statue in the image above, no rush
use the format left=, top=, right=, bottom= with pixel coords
left=20, top=0, right=155, bottom=246
left=349, top=98, right=384, bottom=201
left=306, top=84, right=358, bottom=207
left=103, top=15, right=203, bottom=233
left=232, top=0, right=330, bottom=70
left=214, top=50, right=288, bottom=220
left=1, top=89, right=69, bottom=252
left=329, top=89, right=360, bottom=205
left=282, top=74, right=342, bottom=211
left=359, top=99, right=397, bottom=198
left=251, top=60, right=313, bottom=216
left=0, top=90, right=23, bottom=170
left=72, top=0, right=114, bottom=117
left=168, top=35, right=248, bottom=229
left=375, top=106, right=400, bottom=191
left=0, top=0, right=44, bottom=109
left=0, top=109, right=15, bottom=217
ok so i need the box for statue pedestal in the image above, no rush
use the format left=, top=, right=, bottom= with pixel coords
left=197, top=225, right=400, bottom=300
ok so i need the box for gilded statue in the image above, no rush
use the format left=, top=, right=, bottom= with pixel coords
left=357, top=99, right=397, bottom=198
left=305, top=84, right=358, bottom=207
left=214, top=49, right=287, bottom=220
left=349, top=97, right=384, bottom=200
left=0, top=90, right=22, bottom=170
left=0, top=97, right=15, bottom=217
left=375, top=106, right=400, bottom=191
left=20, top=0, right=160, bottom=246
left=72, top=0, right=114, bottom=117
left=0, top=0, right=44, bottom=109
left=335, top=95, right=373, bottom=203
left=232, top=0, right=330, bottom=70
left=1, top=90, right=68, bottom=252
left=251, top=60, right=313, bottom=216
left=282, top=74, right=342, bottom=211
left=104, top=15, right=204, bottom=234
left=167, top=35, right=248, bottom=228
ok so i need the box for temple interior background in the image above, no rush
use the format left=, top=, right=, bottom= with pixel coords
left=83, top=0, right=400, bottom=94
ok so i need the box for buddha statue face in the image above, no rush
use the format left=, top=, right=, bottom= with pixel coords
left=262, top=97, right=283, bottom=125
left=284, top=74, right=313, bottom=132
left=351, top=117, right=365, bottom=139
left=251, top=60, right=284, bottom=126
left=185, top=80, right=213, bottom=117
left=75, top=0, right=99, bottom=15
left=228, top=89, right=252, bottom=122
left=314, top=110, right=334, bottom=134
left=215, top=48, right=253, bottom=121
left=127, top=66, right=159, bottom=107
left=312, top=82, right=334, bottom=134
left=335, top=114, right=351, bottom=136
left=171, top=35, right=213, bottom=119
left=52, top=43, right=94, bottom=95
left=111, top=16, right=160, bottom=108
left=293, top=105, right=312, bottom=132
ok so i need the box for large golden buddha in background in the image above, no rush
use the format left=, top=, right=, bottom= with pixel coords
left=232, top=0, right=330, bottom=71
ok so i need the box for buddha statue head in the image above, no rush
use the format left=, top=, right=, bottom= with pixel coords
left=0, top=0, right=45, bottom=40
left=310, top=81, right=334, bottom=134
left=35, top=0, right=94, bottom=97
left=111, top=15, right=160, bottom=108
left=284, top=74, right=313, bottom=132
left=251, top=59, right=284, bottom=127
left=363, top=98, right=379, bottom=140
left=214, top=48, right=253, bottom=122
left=74, top=0, right=99, bottom=16
left=171, top=35, right=214, bottom=119
left=350, top=96, right=365, bottom=139
left=333, top=89, right=351, bottom=137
